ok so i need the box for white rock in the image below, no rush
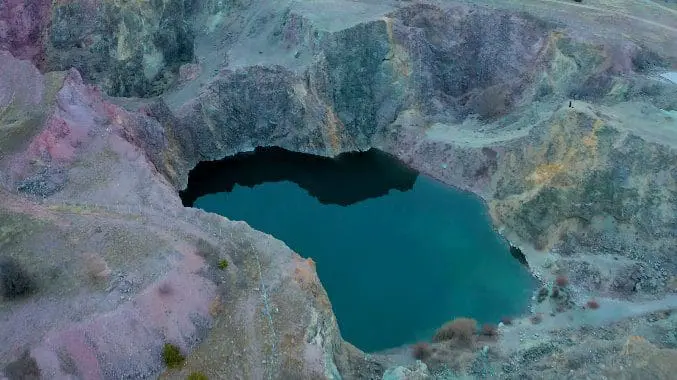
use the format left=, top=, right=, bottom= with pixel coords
left=659, top=72, right=677, bottom=84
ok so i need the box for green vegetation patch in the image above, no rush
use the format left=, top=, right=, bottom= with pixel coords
left=187, top=372, right=208, bottom=380
left=162, top=343, right=185, bottom=369
left=0, top=107, right=45, bottom=156
left=98, top=224, right=167, bottom=269
left=0, top=71, right=64, bottom=156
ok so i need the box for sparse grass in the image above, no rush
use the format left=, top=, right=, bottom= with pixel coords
left=217, top=259, right=228, bottom=270
left=162, top=343, right=185, bottom=369
left=195, top=238, right=220, bottom=258
left=98, top=224, right=164, bottom=269
left=0, top=107, right=45, bottom=156
left=432, top=318, right=477, bottom=347
left=187, top=372, right=208, bottom=380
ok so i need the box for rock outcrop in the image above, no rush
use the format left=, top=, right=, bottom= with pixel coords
left=1, top=0, right=676, bottom=379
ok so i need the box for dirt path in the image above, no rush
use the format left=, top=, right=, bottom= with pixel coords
left=539, top=0, right=677, bottom=33
left=499, top=294, right=677, bottom=353
left=472, top=0, right=677, bottom=40
left=643, top=0, right=677, bottom=16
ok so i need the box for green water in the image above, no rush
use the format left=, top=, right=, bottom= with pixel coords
left=195, top=176, right=535, bottom=352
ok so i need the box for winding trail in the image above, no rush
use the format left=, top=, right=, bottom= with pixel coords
left=499, top=294, right=677, bottom=353
left=542, top=0, right=677, bottom=33
left=480, top=0, right=677, bottom=33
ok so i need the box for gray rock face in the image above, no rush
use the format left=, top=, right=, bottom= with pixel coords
left=46, top=0, right=195, bottom=97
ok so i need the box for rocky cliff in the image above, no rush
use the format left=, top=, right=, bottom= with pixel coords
left=1, top=0, right=676, bottom=379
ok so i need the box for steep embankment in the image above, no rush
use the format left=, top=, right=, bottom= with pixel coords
left=0, top=52, right=351, bottom=379
left=1, top=0, right=676, bottom=379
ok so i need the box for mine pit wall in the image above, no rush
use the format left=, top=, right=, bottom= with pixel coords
left=117, top=2, right=676, bottom=375
left=142, top=4, right=676, bottom=305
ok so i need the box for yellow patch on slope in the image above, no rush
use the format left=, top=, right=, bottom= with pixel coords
left=383, top=17, right=412, bottom=79
left=325, top=106, right=342, bottom=154
left=528, top=116, right=606, bottom=187
left=582, top=118, right=605, bottom=149
left=528, top=163, right=565, bottom=185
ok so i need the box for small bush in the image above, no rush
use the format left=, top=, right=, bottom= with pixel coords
left=500, top=316, right=513, bottom=325
left=0, top=258, right=34, bottom=299
left=411, top=342, right=432, bottom=360
left=432, top=318, right=477, bottom=346
left=217, top=259, right=228, bottom=270
left=551, top=287, right=560, bottom=298
left=481, top=323, right=498, bottom=337
left=83, top=252, right=111, bottom=281
left=162, top=343, right=185, bottom=369
left=555, top=275, right=569, bottom=287
left=530, top=314, right=543, bottom=325
left=536, top=287, right=549, bottom=303
left=187, top=372, right=208, bottom=380
left=158, top=282, right=172, bottom=295
left=586, top=299, right=600, bottom=309
left=4, top=351, right=40, bottom=380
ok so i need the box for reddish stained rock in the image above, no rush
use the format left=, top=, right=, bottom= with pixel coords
left=20, top=70, right=100, bottom=166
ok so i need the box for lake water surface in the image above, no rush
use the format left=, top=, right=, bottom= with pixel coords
left=186, top=148, right=536, bottom=352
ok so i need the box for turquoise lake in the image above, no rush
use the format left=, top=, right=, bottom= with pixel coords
left=191, top=157, right=536, bottom=352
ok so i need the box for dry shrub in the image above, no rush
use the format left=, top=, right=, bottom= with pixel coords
left=586, top=299, right=600, bottom=309
left=158, top=281, right=172, bottom=295
left=432, top=318, right=477, bottom=347
left=481, top=323, right=498, bottom=337
left=82, top=252, right=111, bottom=280
left=530, top=313, right=543, bottom=325
left=411, top=342, right=432, bottom=360
left=537, top=286, right=549, bottom=303
left=551, top=287, right=561, bottom=298
left=555, top=275, right=569, bottom=287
